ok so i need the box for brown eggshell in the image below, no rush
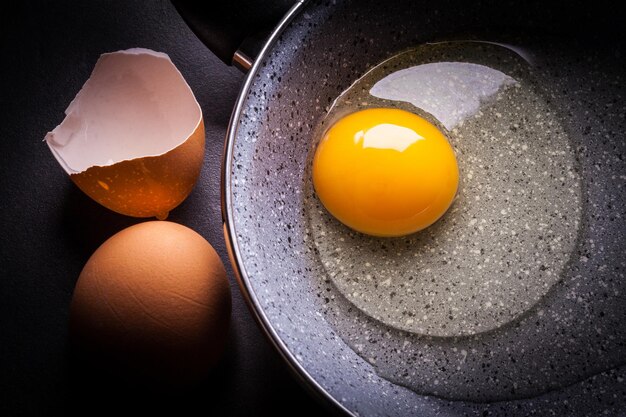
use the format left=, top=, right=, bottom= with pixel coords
left=70, top=221, right=231, bottom=383
left=45, top=48, right=205, bottom=220
left=70, top=119, right=205, bottom=219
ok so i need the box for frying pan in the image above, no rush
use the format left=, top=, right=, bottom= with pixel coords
left=173, top=0, right=626, bottom=415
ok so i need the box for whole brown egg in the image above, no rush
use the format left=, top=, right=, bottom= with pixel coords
left=70, top=221, right=231, bottom=383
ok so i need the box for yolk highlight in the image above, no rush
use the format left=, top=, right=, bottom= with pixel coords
left=312, top=108, right=459, bottom=237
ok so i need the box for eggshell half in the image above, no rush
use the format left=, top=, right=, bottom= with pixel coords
left=45, top=48, right=204, bottom=219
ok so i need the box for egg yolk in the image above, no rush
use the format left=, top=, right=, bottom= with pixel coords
left=312, top=108, right=459, bottom=237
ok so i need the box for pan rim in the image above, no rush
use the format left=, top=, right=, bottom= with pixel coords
left=221, top=1, right=353, bottom=415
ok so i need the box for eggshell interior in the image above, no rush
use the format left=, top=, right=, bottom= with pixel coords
left=44, top=48, right=205, bottom=219
left=45, top=48, right=202, bottom=174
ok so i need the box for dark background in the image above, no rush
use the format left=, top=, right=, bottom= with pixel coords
left=0, top=1, right=328, bottom=415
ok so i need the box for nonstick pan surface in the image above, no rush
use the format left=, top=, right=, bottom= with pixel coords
left=213, top=0, right=626, bottom=415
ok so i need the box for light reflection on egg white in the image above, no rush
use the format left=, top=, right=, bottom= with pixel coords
left=370, top=62, right=517, bottom=130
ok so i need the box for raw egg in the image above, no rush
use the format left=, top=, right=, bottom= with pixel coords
left=70, top=221, right=231, bottom=383
left=312, top=108, right=458, bottom=237
left=307, top=42, right=581, bottom=338
left=307, top=41, right=590, bottom=404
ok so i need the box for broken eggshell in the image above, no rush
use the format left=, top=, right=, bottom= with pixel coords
left=45, top=48, right=204, bottom=219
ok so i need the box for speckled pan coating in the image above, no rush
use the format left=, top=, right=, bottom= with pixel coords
left=225, top=0, right=626, bottom=415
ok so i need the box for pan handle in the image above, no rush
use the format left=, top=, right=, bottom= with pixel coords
left=172, top=0, right=296, bottom=71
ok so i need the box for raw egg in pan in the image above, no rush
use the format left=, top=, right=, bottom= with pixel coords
left=308, top=41, right=580, bottom=338
left=305, top=41, right=590, bottom=401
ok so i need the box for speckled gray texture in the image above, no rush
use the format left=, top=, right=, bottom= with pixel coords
left=227, top=0, right=626, bottom=415
left=306, top=42, right=581, bottom=337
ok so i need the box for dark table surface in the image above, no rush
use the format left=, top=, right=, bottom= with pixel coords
left=0, top=1, right=329, bottom=415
